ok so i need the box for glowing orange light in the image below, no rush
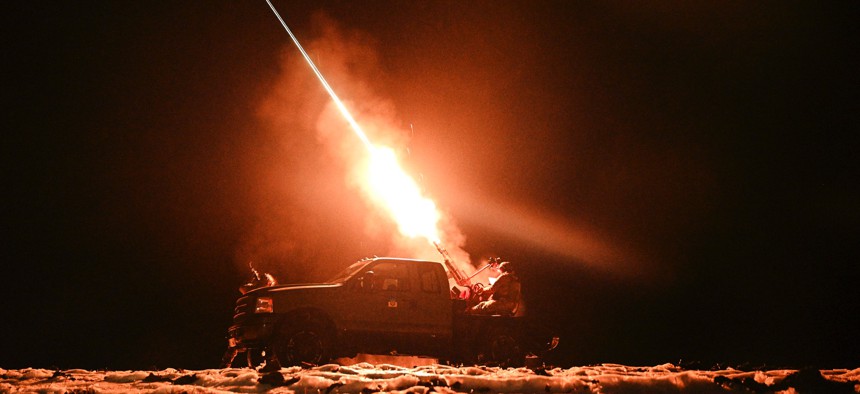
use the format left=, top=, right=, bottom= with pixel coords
left=364, top=146, right=441, bottom=242
left=267, top=2, right=444, bottom=245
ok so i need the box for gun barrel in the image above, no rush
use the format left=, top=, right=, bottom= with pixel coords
left=466, top=262, right=493, bottom=281
left=432, top=241, right=471, bottom=287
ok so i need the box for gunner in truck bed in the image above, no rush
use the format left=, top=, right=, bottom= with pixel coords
left=470, top=261, right=521, bottom=316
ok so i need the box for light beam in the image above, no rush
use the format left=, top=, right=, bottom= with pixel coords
left=265, top=1, right=444, bottom=246
left=265, top=0, right=372, bottom=151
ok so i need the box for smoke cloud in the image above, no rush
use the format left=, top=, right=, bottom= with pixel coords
left=237, top=13, right=473, bottom=281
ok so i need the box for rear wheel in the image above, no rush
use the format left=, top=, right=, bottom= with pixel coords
left=484, top=327, right=523, bottom=367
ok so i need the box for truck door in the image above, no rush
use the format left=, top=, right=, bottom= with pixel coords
left=339, top=260, right=453, bottom=355
left=400, top=261, right=452, bottom=337
left=345, top=260, right=415, bottom=334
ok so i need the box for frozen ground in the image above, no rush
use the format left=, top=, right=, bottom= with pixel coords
left=2, top=361, right=858, bottom=393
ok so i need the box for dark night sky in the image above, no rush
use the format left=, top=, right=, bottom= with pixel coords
left=4, top=2, right=858, bottom=370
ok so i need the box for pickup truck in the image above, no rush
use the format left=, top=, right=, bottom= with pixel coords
left=222, top=257, right=536, bottom=368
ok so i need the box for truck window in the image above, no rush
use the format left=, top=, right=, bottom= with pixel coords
left=369, top=262, right=410, bottom=292
left=418, top=263, right=441, bottom=294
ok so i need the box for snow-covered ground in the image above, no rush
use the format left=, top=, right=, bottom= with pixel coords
left=2, top=361, right=858, bottom=393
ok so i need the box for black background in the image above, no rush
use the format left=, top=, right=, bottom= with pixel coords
left=4, top=1, right=858, bottom=370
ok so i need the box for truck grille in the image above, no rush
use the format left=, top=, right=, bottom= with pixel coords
left=232, top=295, right=254, bottom=323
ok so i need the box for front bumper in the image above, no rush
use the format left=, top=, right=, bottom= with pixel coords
left=226, top=315, right=276, bottom=350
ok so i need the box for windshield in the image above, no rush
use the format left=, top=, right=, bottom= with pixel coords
left=327, top=260, right=371, bottom=284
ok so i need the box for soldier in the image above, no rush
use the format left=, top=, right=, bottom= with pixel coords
left=239, top=262, right=277, bottom=295
left=470, top=261, right=521, bottom=316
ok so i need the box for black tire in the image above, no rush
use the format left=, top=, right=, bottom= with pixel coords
left=484, top=327, right=523, bottom=367
left=271, top=324, right=329, bottom=366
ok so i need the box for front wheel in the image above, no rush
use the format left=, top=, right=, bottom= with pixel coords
left=271, top=325, right=329, bottom=367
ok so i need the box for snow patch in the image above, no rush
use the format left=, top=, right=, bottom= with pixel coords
left=1, top=364, right=858, bottom=393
